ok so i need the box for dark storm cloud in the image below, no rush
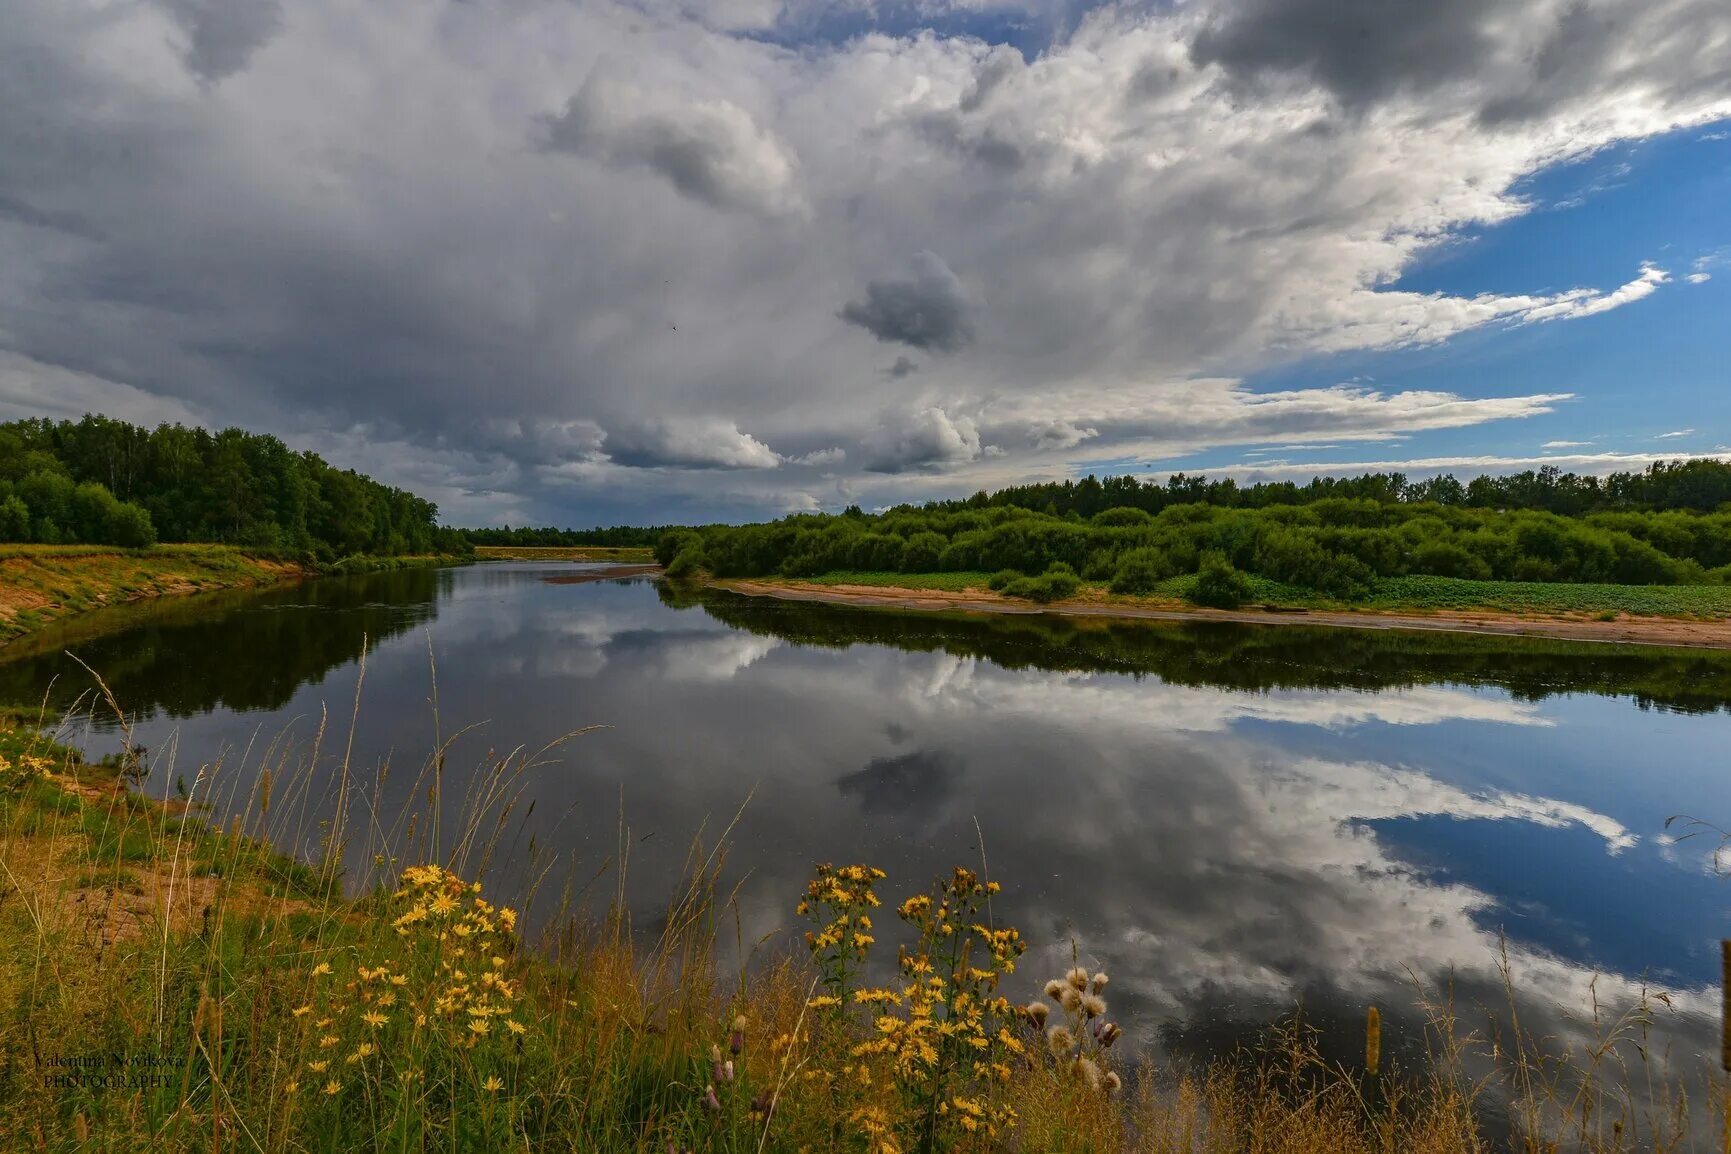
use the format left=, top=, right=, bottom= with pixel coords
left=1191, top=0, right=1731, bottom=121
left=159, top=0, right=284, bottom=83
left=538, top=70, right=801, bottom=216
left=839, top=252, right=975, bottom=353
left=1476, top=0, right=1731, bottom=126
left=1189, top=0, right=1503, bottom=107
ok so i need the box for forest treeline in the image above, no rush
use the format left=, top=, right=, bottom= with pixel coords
left=462, top=524, right=668, bottom=548
left=655, top=461, right=1731, bottom=604
left=0, top=415, right=467, bottom=557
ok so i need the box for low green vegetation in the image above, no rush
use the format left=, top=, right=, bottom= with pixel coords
left=657, top=460, right=1731, bottom=614
left=465, top=525, right=671, bottom=549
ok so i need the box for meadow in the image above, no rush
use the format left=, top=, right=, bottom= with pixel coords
left=0, top=688, right=1715, bottom=1152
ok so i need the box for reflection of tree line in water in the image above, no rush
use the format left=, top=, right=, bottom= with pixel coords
left=0, top=568, right=445, bottom=718
left=4, top=568, right=1729, bottom=722
left=667, top=583, right=1731, bottom=714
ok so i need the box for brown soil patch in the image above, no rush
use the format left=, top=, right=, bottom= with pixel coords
left=716, top=579, right=1731, bottom=651
left=539, top=564, right=663, bottom=585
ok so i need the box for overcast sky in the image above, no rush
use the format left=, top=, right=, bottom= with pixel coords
left=2, top=0, right=1729, bottom=526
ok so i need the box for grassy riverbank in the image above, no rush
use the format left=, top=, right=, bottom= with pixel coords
left=0, top=546, right=307, bottom=646
left=0, top=546, right=466, bottom=648
left=0, top=704, right=1711, bottom=1151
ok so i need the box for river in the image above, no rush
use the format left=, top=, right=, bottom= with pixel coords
left=3, top=560, right=1727, bottom=1086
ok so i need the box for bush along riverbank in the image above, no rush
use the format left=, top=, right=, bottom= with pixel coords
left=0, top=698, right=1714, bottom=1152
left=652, top=478, right=1731, bottom=620
left=0, top=546, right=467, bottom=647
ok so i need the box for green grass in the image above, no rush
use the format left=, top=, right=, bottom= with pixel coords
left=787, top=569, right=998, bottom=592
left=1359, top=576, right=1731, bottom=617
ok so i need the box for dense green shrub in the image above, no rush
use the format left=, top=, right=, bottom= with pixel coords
left=663, top=549, right=707, bottom=579
left=1001, top=563, right=1081, bottom=603
left=1109, top=547, right=1173, bottom=594
left=1189, top=553, right=1254, bottom=609
left=1411, top=540, right=1491, bottom=580
left=628, top=460, right=1731, bottom=603
left=903, top=531, right=946, bottom=571
left=1091, top=506, right=1153, bottom=527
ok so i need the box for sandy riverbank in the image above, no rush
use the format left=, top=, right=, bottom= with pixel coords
left=715, top=577, right=1731, bottom=650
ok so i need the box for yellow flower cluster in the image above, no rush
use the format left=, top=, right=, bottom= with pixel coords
left=0, top=750, right=54, bottom=784
left=392, top=864, right=519, bottom=943
left=802, top=863, right=1025, bottom=1149
left=287, top=866, right=528, bottom=1100
left=390, top=865, right=524, bottom=1047
left=428, top=955, right=524, bottom=1045
left=797, top=863, right=883, bottom=964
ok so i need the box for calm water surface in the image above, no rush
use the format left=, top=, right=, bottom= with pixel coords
left=4, top=561, right=1729, bottom=1074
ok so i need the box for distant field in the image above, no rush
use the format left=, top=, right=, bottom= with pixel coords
left=763, top=569, right=1731, bottom=620
left=472, top=545, right=656, bottom=562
